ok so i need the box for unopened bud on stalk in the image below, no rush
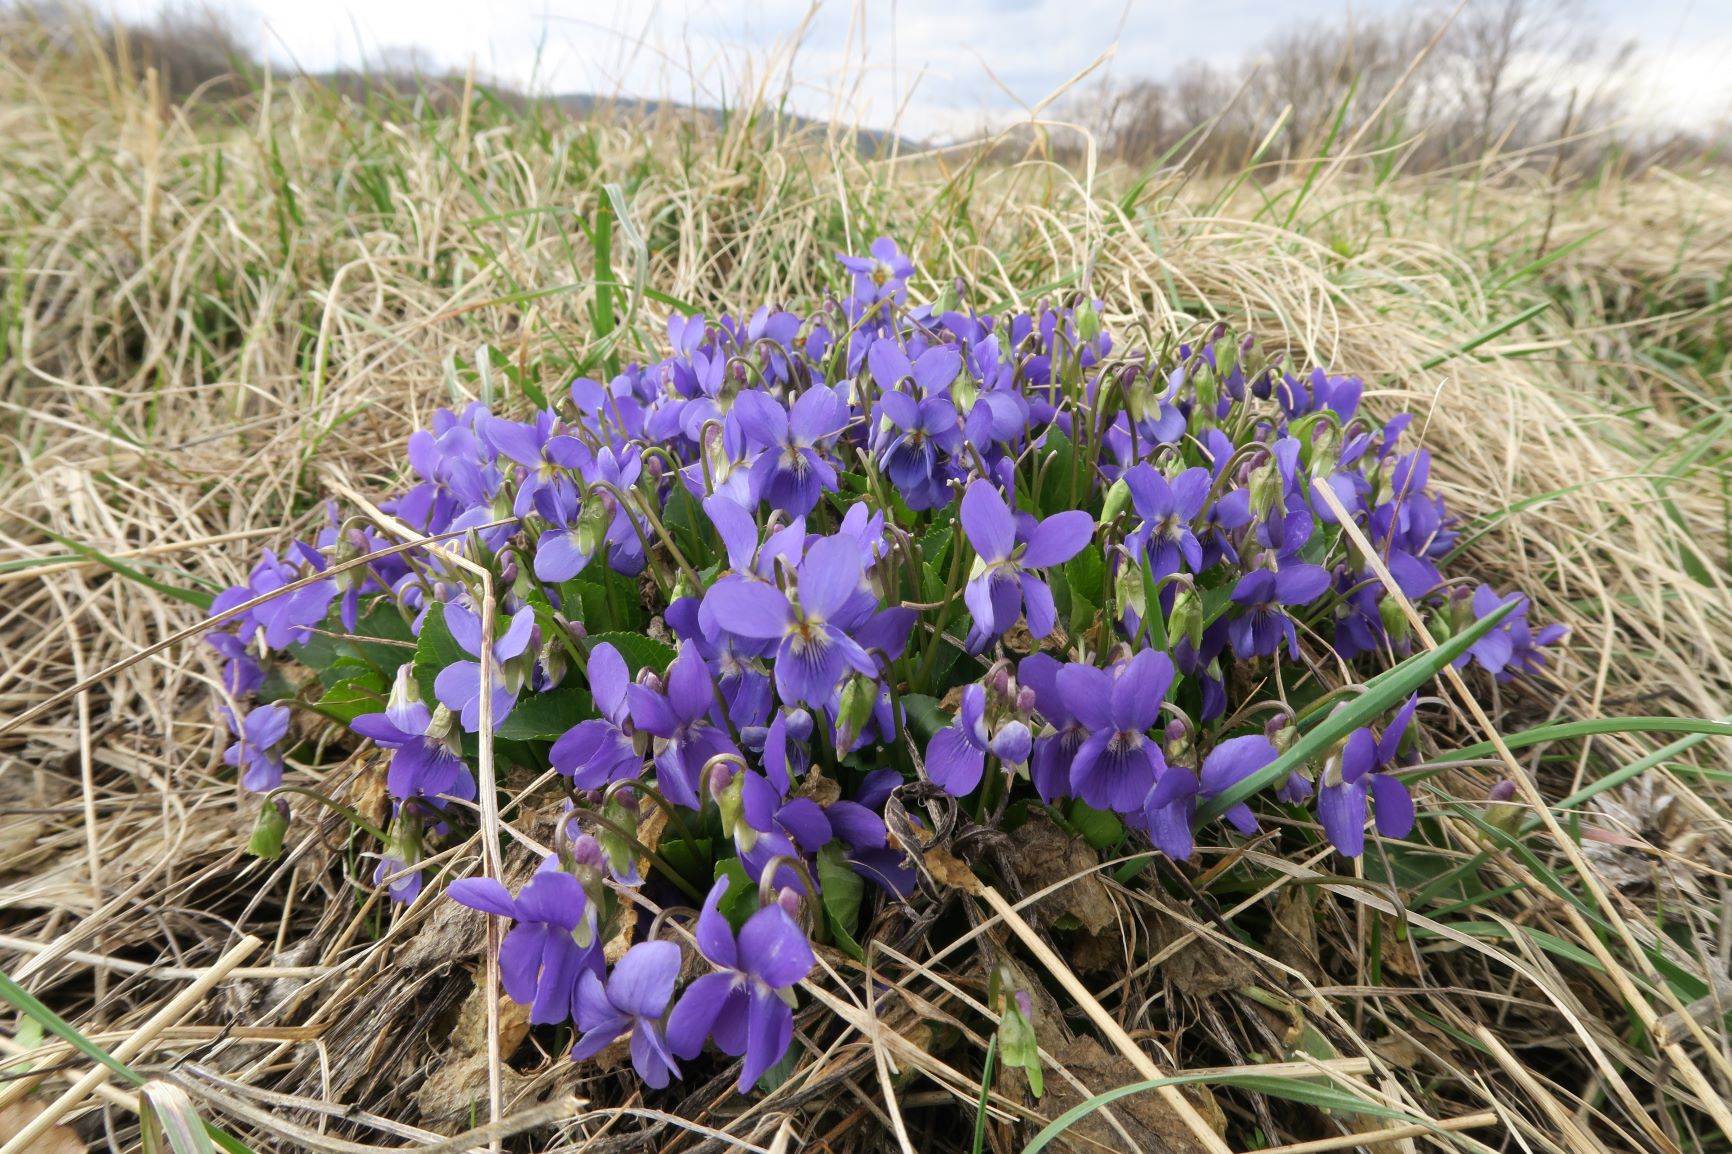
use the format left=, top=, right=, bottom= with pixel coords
left=1378, top=595, right=1412, bottom=643
left=1168, top=585, right=1203, bottom=650
left=247, top=796, right=291, bottom=860
left=1100, top=477, right=1132, bottom=524
left=1484, top=779, right=1523, bottom=835
left=575, top=499, right=609, bottom=560
left=1076, top=299, right=1101, bottom=344
left=1248, top=463, right=1283, bottom=521
left=835, top=675, right=879, bottom=751
left=1115, top=562, right=1146, bottom=623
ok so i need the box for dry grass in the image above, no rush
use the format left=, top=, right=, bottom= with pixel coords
left=2, top=18, right=1732, bottom=1154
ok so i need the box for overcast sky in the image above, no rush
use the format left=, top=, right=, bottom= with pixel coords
left=105, top=0, right=1732, bottom=140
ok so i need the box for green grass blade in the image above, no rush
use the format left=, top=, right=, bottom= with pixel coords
left=1194, top=599, right=1517, bottom=825
left=1022, top=1070, right=1430, bottom=1154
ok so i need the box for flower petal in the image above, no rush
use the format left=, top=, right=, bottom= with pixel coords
left=961, top=479, right=1015, bottom=563
left=738, top=905, right=815, bottom=989
left=703, top=578, right=792, bottom=641
left=608, top=940, right=682, bottom=1018
left=1021, top=509, right=1093, bottom=569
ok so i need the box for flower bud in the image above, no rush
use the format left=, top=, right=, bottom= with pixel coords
left=785, top=707, right=814, bottom=743
left=575, top=499, right=610, bottom=560
left=247, top=796, right=291, bottom=860
left=1248, top=462, right=1283, bottom=521
left=1100, top=477, right=1132, bottom=524
left=1194, top=364, right=1218, bottom=412
left=598, top=792, right=641, bottom=883
left=1216, top=337, right=1240, bottom=383
left=836, top=675, right=879, bottom=751
left=1485, top=780, right=1523, bottom=836
left=717, top=773, right=751, bottom=850
left=1113, top=560, right=1146, bottom=624
left=1378, top=595, right=1412, bottom=643
left=1076, top=299, right=1101, bottom=344
left=1015, top=686, right=1037, bottom=716
left=1168, top=585, right=1203, bottom=651
left=776, top=886, right=803, bottom=918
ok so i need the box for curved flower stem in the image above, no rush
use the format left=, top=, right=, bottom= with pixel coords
left=587, top=480, right=673, bottom=599
left=624, top=478, right=704, bottom=592
left=755, top=853, right=826, bottom=943
left=601, top=778, right=698, bottom=848
left=568, top=805, right=706, bottom=904
left=265, top=785, right=389, bottom=842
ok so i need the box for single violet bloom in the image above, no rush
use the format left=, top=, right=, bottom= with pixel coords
left=1056, top=650, right=1173, bottom=813
left=702, top=536, right=879, bottom=708
left=960, top=479, right=1092, bottom=651
left=433, top=603, right=536, bottom=732
left=449, top=865, right=604, bottom=1024
left=550, top=641, right=645, bottom=789
left=1227, top=564, right=1332, bottom=660
left=223, top=703, right=292, bottom=792
left=572, top=940, right=683, bottom=1089
left=1198, top=734, right=1280, bottom=837
left=1317, top=696, right=1420, bottom=857
left=666, top=876, right=815, bottom=1092
left=351, top=665, right=473, bottom=803
left=626, top=642, right=738, bottom=811
left=924, top=682, right=990, bottom=797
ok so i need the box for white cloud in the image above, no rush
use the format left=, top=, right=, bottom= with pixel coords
left=103, top=0, right=1732, bottom=138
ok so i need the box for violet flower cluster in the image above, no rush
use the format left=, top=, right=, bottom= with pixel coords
left=206, top=236, right=1562, bottom=1093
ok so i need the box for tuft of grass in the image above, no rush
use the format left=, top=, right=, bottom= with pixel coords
left=1, top=10, right=1730, bottom=1154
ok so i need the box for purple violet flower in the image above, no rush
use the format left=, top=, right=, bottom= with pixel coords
left=625, top=642, right=738, bottom=811
left=960, top=479, right=1093, bottom=651
left=573, top=940, right=683, bottom=1088
left=433, top=604, right=537, bottom=732
left=223, top=703, right=292, bottom=792
left=666, top=876, right=815, bottom=1091
left=550, top=641, right=645, bottom=789
left=1227, top=564, right=1332, bottom=660
left=449, top=865, right=604, bottom=1024
left=1056, top=650, right=1174, bottom=812
left=1317, top=696, right=1419, bottom=857
left=701, top=536, right=879, bottom=708
left=351, top=666, right=473, bottom=803
left=733, top=386, right=844, bottom=517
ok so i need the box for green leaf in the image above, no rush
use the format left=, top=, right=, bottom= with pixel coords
left=563, top=568, right=647, bottom=632
left=588, top=632, right=676, bottom=676
left=712, top=858, right=759, bottom=930
left=901, top=694, right=949, bottom=743
left=1193, top=598, right=1519, bottom=826
left=662, top=485, right=707, bottom=567
left=1035, top=427, right=1079, bottom=517
left=495, top=686, right=594, bottom=741
left=1066, top=801, right=1125, bottom=851
left=309, top=676, right=388, bottom=724
left=657, top=837, right=714, bottom=892
left=816, top=842, right=865, bottom=959
left=412, top=602, right=467, bottom=707
left=1064, top=546, right=1105, bottom=608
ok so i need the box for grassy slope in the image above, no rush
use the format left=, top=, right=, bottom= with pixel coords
left=2, top=31, right=1732, bottom=1154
